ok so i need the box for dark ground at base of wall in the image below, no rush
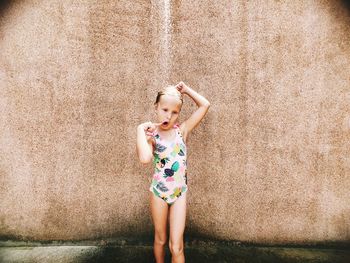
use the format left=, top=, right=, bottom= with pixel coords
left=0, top=238, right=349, bottom=263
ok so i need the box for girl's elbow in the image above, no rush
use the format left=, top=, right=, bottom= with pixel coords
left=137, top=147, right=153, bottom=164
left=203, top=101, right=210, bottom=109
left=203, top=99, right=210, bottom=108
left=199, top=102, right=210, bottom=110
left=139, top=155, right=152, bottom=164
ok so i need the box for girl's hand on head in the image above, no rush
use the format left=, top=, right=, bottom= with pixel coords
left=175, top=81, right=189, bottom=94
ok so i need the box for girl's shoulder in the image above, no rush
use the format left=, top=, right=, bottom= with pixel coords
left=173, top=123, right=183, bottom=135
left=175, top=123, right=187, bottom=143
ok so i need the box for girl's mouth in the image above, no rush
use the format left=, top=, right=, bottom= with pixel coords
left=162, top=121, right=169, bottom=126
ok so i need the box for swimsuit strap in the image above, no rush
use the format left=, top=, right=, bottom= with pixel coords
left=174, top=124, right=185, bottom=141
left=172, top=124, right=182, bottom=141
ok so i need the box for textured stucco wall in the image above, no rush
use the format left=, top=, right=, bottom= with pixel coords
left=0, top=0, right=349, bottom=244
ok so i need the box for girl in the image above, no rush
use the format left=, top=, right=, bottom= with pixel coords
left=136, top=81, right=210, bottom=263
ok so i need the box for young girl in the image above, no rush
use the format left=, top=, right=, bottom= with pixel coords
left=136, top=81, right=210, bottom=263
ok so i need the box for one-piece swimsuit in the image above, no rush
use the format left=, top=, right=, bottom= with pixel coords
left=149, top=124, right=188, bottom=205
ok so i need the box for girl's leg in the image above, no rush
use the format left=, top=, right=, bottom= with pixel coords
left=168, top=192, right=187, bottom=263
left=150, top=192, right=169, bottom=263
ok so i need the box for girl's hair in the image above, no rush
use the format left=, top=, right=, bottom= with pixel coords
left=154, top=85, right=183, bottom=105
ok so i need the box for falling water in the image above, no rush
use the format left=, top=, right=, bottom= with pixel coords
left=161, top=0, right=172, bottom=83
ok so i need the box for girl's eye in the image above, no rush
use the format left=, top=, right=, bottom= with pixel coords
left=163, top=109, right=168, bottom=112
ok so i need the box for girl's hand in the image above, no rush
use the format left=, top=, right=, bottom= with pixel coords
left=139, top=121, right=162, bottom=136
left=175, top=81, right=189, bottom=94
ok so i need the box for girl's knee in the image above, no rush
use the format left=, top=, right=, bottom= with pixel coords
left=169, top=241, right=184, bottom=256
left=154, top=234, right=167, bottom=246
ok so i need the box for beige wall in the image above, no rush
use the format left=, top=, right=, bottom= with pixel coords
left=0, top=0, right=349, bottom=244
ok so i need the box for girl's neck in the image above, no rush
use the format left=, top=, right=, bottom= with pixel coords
left=157, top=126, right=176, bottom=141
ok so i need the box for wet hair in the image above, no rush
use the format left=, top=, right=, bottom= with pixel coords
left=154, top=85, right=183, bottom=105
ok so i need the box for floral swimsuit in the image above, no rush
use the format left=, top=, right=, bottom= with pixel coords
left=149, top=124, right=188, bottom=205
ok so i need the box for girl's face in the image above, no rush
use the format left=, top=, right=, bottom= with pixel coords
left=155, top=94, right=182, bottom=130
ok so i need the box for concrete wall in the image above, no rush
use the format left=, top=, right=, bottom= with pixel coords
left=0, top=0, right=349, bottom=244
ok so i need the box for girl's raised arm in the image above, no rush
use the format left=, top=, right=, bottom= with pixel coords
left=136, top=122, right=162, bottom=164
left=176, top=82, right=210, bottom=140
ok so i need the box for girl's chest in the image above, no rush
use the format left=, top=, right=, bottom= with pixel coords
left=154, top=137, right=186, bottom=159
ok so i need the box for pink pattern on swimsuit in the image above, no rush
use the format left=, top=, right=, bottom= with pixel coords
left=149, top=124, right=187, bottom=205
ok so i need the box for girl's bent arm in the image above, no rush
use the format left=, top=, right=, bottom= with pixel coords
left=136, top=125, right=153, bottom=164
left=182, top=86, right=210, bottom=135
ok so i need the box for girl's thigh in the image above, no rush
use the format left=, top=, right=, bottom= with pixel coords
left=169, top=192, right=187, bottom=243
left=150, top=192, right=169, bottom=237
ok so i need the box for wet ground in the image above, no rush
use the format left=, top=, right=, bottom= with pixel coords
left=0, top=239, right=349, bottom=263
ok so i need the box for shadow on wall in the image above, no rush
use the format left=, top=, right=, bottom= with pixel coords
left=0, top=209, right=154, bottom=242
left=0, top=0, right=12, bottom=16
left=341, top=0, right=350, bottom=13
